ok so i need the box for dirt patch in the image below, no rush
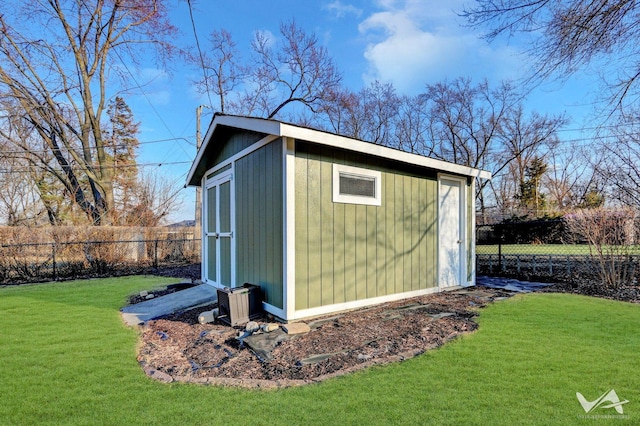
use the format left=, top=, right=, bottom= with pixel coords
left=147, top=263, right=201, bottom=281
left=136, top=287, right=513, bottom=388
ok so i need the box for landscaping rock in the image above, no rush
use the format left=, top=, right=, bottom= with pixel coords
left=245, top=321, right=260, bottom=333
left=198, top=310, right=216, bottom=324
left=297, top=352, right=346, bottom=365
left=243, top=329, right=292, bottom=362
left=428, top=312, right=456, bottom=319
left=282, top=322, right=311, bottom=335
left=144, top=367, right=173, bottom=383
left=261, top=323, right=280, bottom=333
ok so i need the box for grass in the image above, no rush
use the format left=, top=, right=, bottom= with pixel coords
left=474, top=243, right=640, bottom=256
left=1, top=276, right=639, bottom=425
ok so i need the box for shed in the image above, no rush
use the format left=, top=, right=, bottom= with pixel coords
left=186, top=114, right=491, bottom=321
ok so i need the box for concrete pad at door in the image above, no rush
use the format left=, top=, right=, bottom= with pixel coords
left=120, top=284, right=218, bottom=326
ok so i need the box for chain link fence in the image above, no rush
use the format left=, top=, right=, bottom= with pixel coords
left=6, top=219, right=637, bottom=285
left=0, top=237, right=201, bottom=285
left=476, top=219, right=603, bottom=282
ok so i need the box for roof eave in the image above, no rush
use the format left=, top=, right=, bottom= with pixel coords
left=186, top=114, right=491, bottom=187
left=185, top=115, right=282, bottom=187
left=277, top=122, right=492, bottom=180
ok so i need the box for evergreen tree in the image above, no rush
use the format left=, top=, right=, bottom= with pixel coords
left=104, top=97, right=140, bottom=225
left=517, top=156, right=548, bottom=216
left=578, top=189, right=605, bottom=209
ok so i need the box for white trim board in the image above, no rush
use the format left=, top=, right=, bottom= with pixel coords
left=283, top=137, right=296, bottom=320
left=288, top=287, right=442, bottom=321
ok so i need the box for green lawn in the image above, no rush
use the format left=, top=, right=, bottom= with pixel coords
left=476, top=243, right=627, bottom=256
left=1, top=276, right=638, bottom=425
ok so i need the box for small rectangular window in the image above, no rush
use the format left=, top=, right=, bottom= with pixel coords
left=333, top=164, right=382, bottom=206
left=339, top=174, right=376, bottom=197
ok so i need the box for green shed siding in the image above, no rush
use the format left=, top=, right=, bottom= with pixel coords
left=210, top=131, right=265, bottom=170
left=234, top=139, right=284, bottom=308
left=294, top=142, right=439, bottom=310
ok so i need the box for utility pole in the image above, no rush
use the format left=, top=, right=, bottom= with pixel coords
left=195, top=105, right=204, bottom=236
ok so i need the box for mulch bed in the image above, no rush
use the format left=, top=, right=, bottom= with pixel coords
left=135, top=287, right=513, bottom=388
left=135, top=265, right=639, bottom=388
left=539, top=280, right=640, bottom=303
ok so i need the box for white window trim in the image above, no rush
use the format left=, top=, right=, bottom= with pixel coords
left=332, top=164, right=382, bottom=206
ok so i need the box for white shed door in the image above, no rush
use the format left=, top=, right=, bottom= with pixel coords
left=439, top=178, right=465, bottom=288
left=204, top=172, right=234, bottom=287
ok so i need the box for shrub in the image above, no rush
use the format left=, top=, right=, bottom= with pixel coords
left=564, top=207, right=639, bottom=288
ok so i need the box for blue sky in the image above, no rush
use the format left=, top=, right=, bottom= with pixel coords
left=126, top=0, right=600, bottom=222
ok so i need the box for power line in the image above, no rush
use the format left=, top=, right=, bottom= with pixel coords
left=109, top=49, right=196, bottom=167
left=0, top=136, right=196, bottom=156
left=0, top=160, right=192, bottom=174
left=111, top=48, right=178, bottom=141
left=187, top=0, right=213, bottom=109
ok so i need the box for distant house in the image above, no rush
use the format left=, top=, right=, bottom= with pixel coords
left=186, top=114, right=491, bottom=321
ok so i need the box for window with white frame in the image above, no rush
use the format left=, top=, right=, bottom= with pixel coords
left=332, top=164, right=382, bottom=206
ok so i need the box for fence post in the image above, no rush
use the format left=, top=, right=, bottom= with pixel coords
left=498, top=239, right=503, bottom=273
left=154, top=239, right=159, bottom=268
left=52, top=243, right=56, bottom=281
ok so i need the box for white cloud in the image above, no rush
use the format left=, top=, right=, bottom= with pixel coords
left=324, top=1, right=363, bottom=18
left=358, top=0, right=525, bottom=93
left=253, top=29, right=276, bottom=48
left=135, top=68, right=171, bottom=106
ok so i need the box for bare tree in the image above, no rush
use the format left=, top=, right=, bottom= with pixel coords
left=192, top=29, right=246, bottom=113
left=543, top=141, right=597, bottom=212
left=424, top=78, right=510, bottom=169
left=0, top=155, right=41, bottom=225
left=423, top=78, right=514, bottom=219
left=357, top=81, right=399, bottom=145
left=462, top=0, right=640, bottom=110
left=319, top=81, right=399, bottom=145
left=0, top=0, right=176, bottom=224
left=594, top=112, right=640, bottom=208
left=491, top=106, right=568, bottom=216
left=319, top=86, right=368, bottom=140
left=393, top=94, right=431, bottom=155
left=125, top=170, right=184, bottom=227
left=422, top=78, right=566, bottom=220
left=214, top=21, right=343, bottom=119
